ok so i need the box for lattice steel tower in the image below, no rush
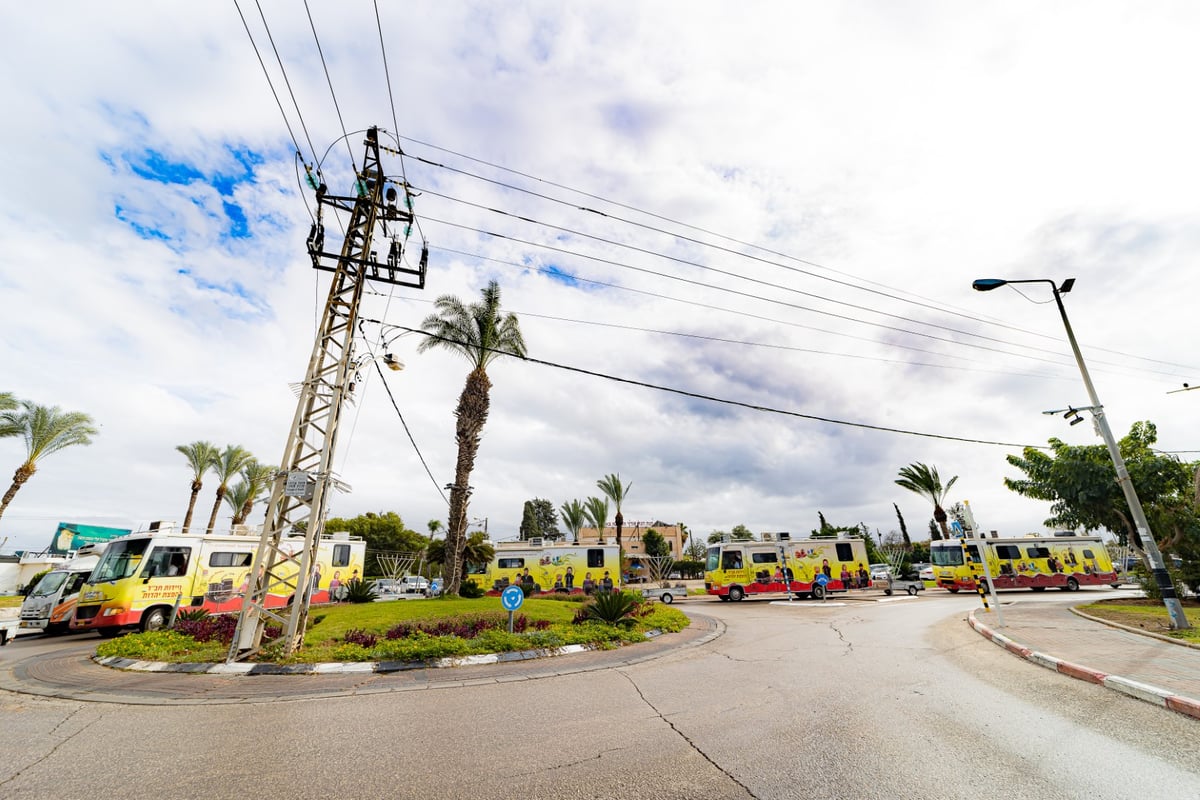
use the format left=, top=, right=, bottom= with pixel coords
left=229, top=127, right=426, bottom=661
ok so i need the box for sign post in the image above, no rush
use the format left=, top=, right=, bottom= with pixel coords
left=501, top=584, right=524, bottom=633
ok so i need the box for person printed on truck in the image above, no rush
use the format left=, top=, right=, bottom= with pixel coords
left=601, top=571, right=614, bottom=592
left=582, top=572, right=595, bottom=595
left=856, top=563, right=868, bottom=588
left=839, top=564, right=851, bottom=587
left=565, top=566, right=575, bottom=591
left=328, top=571, right=342, bottom=602
left=553, top=575, right=565, bottom=593
left=821, top=559, right=832, bottom=579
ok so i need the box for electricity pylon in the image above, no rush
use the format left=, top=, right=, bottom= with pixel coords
left=228, top=127, right=426, bottom=661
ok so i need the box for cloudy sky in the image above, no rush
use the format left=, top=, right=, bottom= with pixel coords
left=2, top=1, right=1197, bottom=554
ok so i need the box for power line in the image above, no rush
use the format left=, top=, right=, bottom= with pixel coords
left=362, top=321, right=1047, bottom=450
left=363, top=285, right=1071, bottom=383
left=244, top=0, right=321, bottom=168
left=397, top=134, right=1198, bottom=374
left=232, top=0, right=304, bottom=160
left=420, top=214, right=1092, bottom=371
left=419, top=244, right=1162, bottom=385
left=371, top=358, right=449, bottom=506
left=303, top=0, right=355, bottom=172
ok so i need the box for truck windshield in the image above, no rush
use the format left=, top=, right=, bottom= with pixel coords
left=30, top=571, right=69, bottom=596
left=706, top=547, right=720, bottom=572
left=931, top=547, right=964, bottom=567
left=89, top=539, right=151, bottom=583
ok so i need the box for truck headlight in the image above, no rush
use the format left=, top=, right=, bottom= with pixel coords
left=103, top=607, right=126, bottom=616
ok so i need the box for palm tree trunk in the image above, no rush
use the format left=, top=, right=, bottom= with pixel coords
left=614, top=511, right=624, bottom=548
left=205, top=489, right=226, bottom=536
left=933, top=505, right=948, bottom=540
left=182, top=481, right=202, bottom=533
left=444, top=369, right=492, bottom=595
left=0, top=464, right=34, bottom=525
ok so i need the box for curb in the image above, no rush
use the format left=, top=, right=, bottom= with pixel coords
left=93, top=639, right=632, bottom=676
left=967, top=609, right=1200, bottom=721
left=1069, top=605, right=1200, bottom=651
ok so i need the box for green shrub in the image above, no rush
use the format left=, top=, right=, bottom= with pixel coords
left=176, top=608, right=210, bottom=622
left=342, top=578, right=378, bottom=604
left=1133, top=562, right=1190, bottom=601
left=96, top=630, right=227, bottom=663
left=580, top=590, right=641, bottom=627
left=458, top=579, right=485, bottom=599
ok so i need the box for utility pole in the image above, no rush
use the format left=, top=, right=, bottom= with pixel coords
left=228, top=127, right=427, bottom=661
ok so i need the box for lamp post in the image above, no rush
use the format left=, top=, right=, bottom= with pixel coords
left=972, top=277, right=1189, bottom=630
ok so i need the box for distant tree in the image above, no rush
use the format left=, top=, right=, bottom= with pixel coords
left=427, top=519, right=443, bottom=538
left=0, top=401, right=98, bottom=525
left=519, top=500, right=541, bottom=540
left=643, top=529, right=670, bottom=559
left=730, top=524, right=754, bottom=541
left=596, top=473, right=632, bottom=547
left=927, top=520, right=938, bottom=540
left=0, top=392, right=18, bottom=435
left=583, top=496, right=610, bottom=542
left=707, top=530, right=728, bottom=544
left=175, top=441, right=219, bottom=534
left=560, top=499, right=586, bottom=544
left=204, top=445, right=254, bottom=535
left=519, top=498, right=561, bottom=540
left=896, top=462, right=958, bottom=540
left=427, top=531, right=494, bottom=579
left=685, top=535, right=708, bottom=561
left=894, top=503, right=912, bottom=548
left=236, top=461, right=274, bottom=525
left=1006, top=421, right=1200, bottom=555
left=326, top=511, right=428, bottom=577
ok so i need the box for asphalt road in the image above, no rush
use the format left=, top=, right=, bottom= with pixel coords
left=2, top=590, right=1198, bottom=799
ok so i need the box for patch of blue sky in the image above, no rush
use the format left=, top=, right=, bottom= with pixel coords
left=176, top=267, right=269, bottom=320
left=108, top=143, right=266, bottom=241
left=541, top=264, right=578, bottom=287
left=114, top=204, right=170, bottom=242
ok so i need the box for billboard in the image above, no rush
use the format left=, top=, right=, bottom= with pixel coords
left=49, top=522, right=131, bottom=555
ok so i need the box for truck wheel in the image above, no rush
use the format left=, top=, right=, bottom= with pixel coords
left=45, top=622, right=68, bottom=636
left=947, top=588, right=959, bottom=594
left=97, top=627, right=123, bottom=638
left=811, top=584, right=826, bottom=600
left=884, top=588, right=893, bottom=596
left=141, top=607, right=169, bottom=632
left=1030, top=586, right=1046, bottom=592
left=660, top=592, right=674, bottom=604
left=907, top=584, right=920, bottom=596
left=728, top=586, right=745, bottom=602
left=1065, top=578, right=1080, bottom=592
left=718, top=595, right=730, bottom=602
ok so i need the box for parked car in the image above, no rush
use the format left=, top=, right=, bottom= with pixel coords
left=370, top=576, right=431, bottom=600
left=918, top=564, right=934, bottom=582
left=869, top=563, right=891, bottom=581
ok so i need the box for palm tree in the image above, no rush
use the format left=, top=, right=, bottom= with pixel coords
left=583, top=496, right=610, bottom=544
left=417, top=280, right=527, bottom=594
left=895, top=462, right=958, bottom=540
left=559, top=499, right=586, bottom=544
left=223, top=479, right=254, bottom=525
left=204, top=445, right=255, bottom=535
left=597, top=473, right=632, bottom=547
left=232, top=461, right=274, bottom=525
left=176, top=441, right=219, bottom=533
left=0, top=401, right=98, bottom=525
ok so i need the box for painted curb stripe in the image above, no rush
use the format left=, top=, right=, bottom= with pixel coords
left=1165, top=696, right=1200, bottom=720
left=1103, top=676, right=1170, bottom=706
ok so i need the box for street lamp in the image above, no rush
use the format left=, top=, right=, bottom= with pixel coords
left=973, top=277, right=1189, bottom=630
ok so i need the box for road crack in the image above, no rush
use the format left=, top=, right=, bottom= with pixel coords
left=0, top=704, right=102, bottom=790
left=618, top=671, right=758, bottom=799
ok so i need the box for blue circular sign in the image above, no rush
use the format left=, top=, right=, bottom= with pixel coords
left=501, top=584, right=524, bottom=611
left=814, top=573, right=829, bottom=587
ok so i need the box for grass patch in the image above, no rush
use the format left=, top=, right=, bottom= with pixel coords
left=1079, top=599, right=1200, bottom=643
left=95, top=594, right=690, bottom=664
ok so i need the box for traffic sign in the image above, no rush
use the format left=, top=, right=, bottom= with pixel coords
left=501, top=584, right=524, bottom=612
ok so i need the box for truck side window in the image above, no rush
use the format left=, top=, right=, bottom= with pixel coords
left=722, top=551, right=743, bottom=570
left=835, top=543, right=853, bottom=561
left=332, top=544, right=351, bottom=567
left=587, top=549, right=605, bottom=568
left=144, top=547, right=191, bottom=578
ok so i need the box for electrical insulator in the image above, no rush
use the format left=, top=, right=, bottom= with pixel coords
left=387, top=240, right=401, bottom=267
left=304, top=164, right=319, bottom=191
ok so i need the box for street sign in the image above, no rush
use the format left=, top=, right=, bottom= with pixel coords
left=501, top=584, right=524, bottom=612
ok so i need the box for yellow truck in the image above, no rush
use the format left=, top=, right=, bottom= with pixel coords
left=929, top=534, right=1119, bottom=593
left=704, top=537, right=873, bottom=601
left=470, top=540, right=622, bottom=595
left=72, top=526, right=364, bottom=636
